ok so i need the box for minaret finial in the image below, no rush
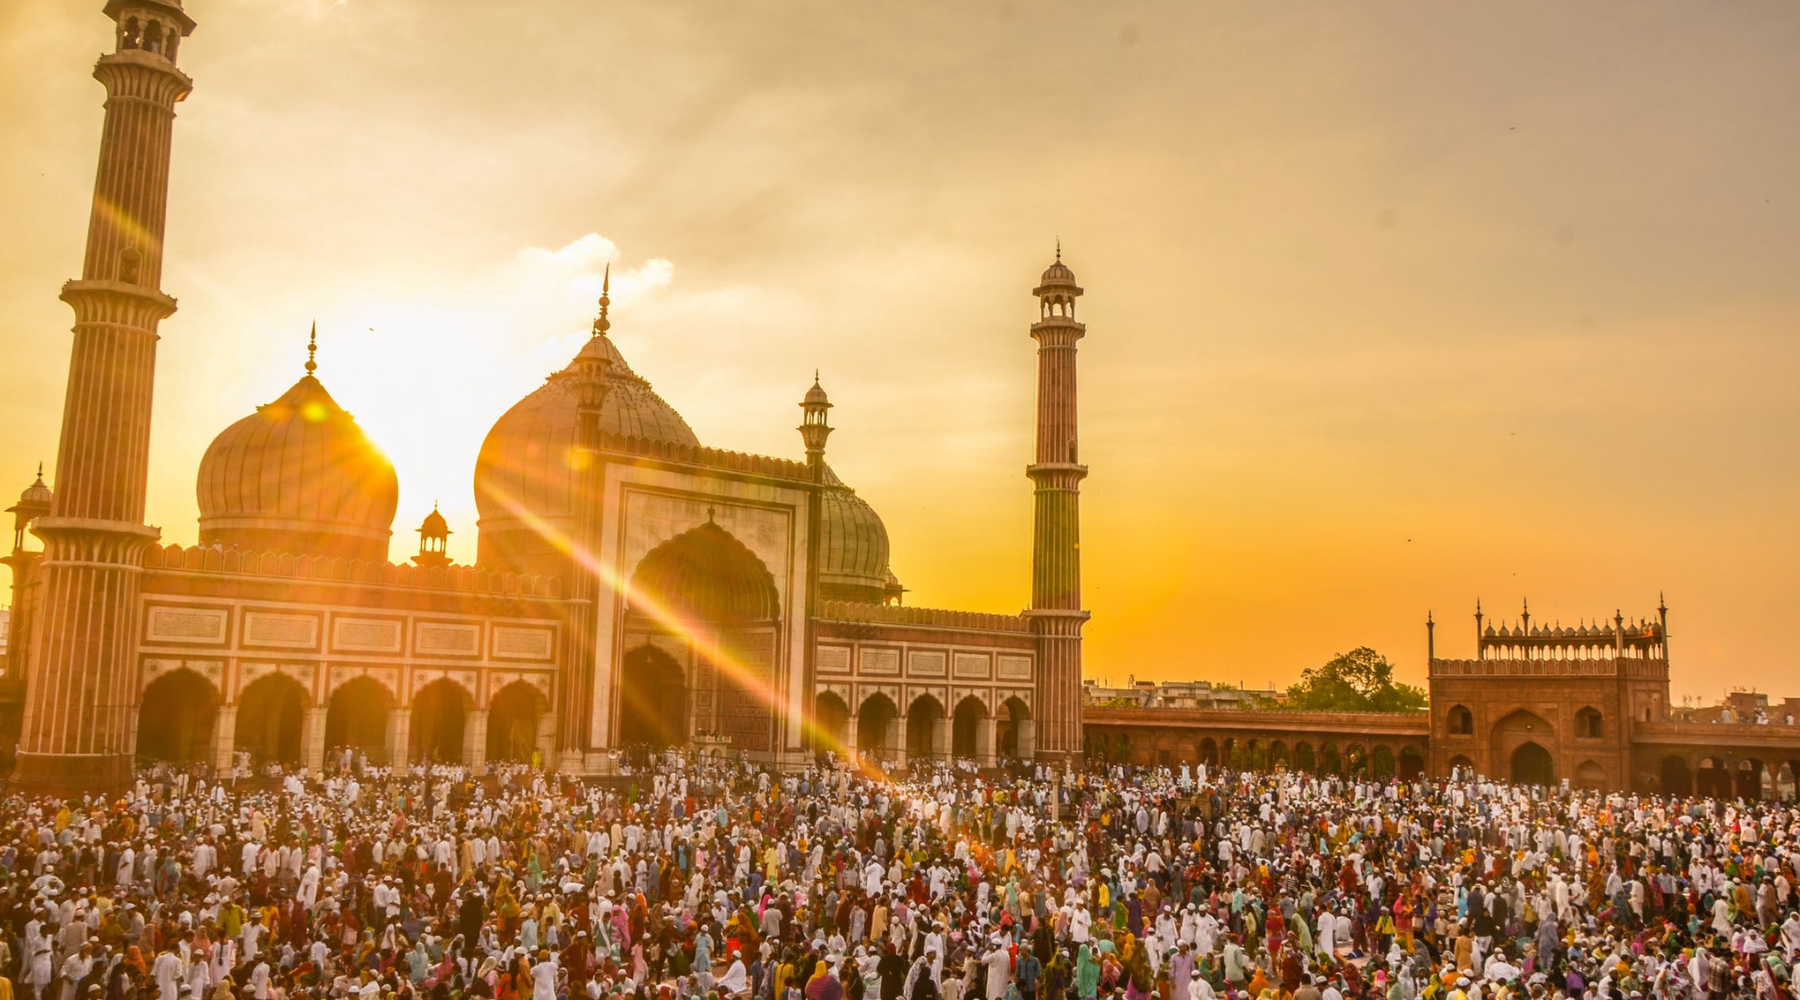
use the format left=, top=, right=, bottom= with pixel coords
left=1055, top=237, right=1061, bottom=262
left=592, top=263, right=612, bottom=337
left=305, top=321, right=318, bottom=376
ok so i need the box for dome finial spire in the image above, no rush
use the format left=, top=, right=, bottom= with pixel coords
left=305, top=321, right=318, bottom=376
left=592, top=263, right=612, bottom=337
left=1055, top=237, right=1061, bottom=262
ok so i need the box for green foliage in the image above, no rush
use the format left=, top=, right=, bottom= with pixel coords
left=1284, top=646, right=1427, bottom=712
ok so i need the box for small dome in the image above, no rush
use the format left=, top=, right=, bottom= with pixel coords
left=803, top=378, right=831, bottom=407
left=15, top=467, right=53, bottom=508
left=818, top=466, right=896, bottom=604
left=418, top=505, right=450, bottom=538
left=1040, top=258, right=1077, bottom=287
left=474, top=336, right=700, bottom=567
left=196, top=373, right=398, bottom=561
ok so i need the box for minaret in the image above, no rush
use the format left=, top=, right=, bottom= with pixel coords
left=797, top=375, right=832, bottom=753
left=560, top=266, right=612, bottom=770
left=1025, top=244, right=1090, bottom=763
left=14, top=0, right=196, bottom=792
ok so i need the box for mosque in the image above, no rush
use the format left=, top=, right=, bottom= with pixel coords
left=0, top=0, right=1088, bottom=790
left=12, top=0, right=1798, bottom=798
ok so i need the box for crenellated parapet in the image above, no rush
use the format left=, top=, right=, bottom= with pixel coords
left=144, top=542, right=562, bottom=598
left=598, top=432, right=815, bottom=483
left=1430, top=656, right=1669, bottom=679
left=817, top=600, right=1031, bottom=634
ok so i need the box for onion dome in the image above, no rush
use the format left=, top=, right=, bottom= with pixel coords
left=1035, top=240, right=1082, bottom=296
left=817, top=468, right=894, bottom=604
left=474, top=334, right=699, bottom=569
left=195, top=327, right=398, bottom=561
left=418, top=504, right=450, bottom=539
left=7, top=464, right=54, bottom=544
left=13, top=465, right=53, bottom=513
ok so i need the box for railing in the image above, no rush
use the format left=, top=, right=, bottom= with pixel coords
left=142, top=543, right=562, bottom=598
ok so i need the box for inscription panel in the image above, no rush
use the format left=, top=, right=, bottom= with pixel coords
left=416, top=622, right=480, bottom=656
left=953, top=652, right=992, bottom=680
left=493, top=626, right=554, bottom=661
left=908, top=650, right=947, bottom=678
left=860, top=648, right=900, bottom=676
left=817, top=645, right=851, bottom=674
left=243, top=612, right=318, bottom=649
left=333, top=617, right=403, bottom=653
left=146, top=606, right=228, bottom=644
left=997, top=655, right=1033, bottom=681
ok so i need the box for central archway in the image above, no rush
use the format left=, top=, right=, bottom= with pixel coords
left=625, top=520, right=781, bottom=753
left=618, top=646, right=688, bottom=748
left=1511, top=741, right=1554, bottom=785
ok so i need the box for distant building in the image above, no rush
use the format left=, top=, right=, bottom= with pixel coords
left=1084, top=599, right=1800, bottom=799
left=1083, top=676, right=1277, bottom=710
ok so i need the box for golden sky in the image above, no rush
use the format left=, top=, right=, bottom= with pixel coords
left=3, top=1, right=1797, bottom=703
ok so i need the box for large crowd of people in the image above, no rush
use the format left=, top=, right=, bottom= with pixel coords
left=1, top=750, right=1798, bottom=1000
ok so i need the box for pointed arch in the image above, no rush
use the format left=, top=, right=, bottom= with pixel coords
left=326, top=675, right=394, bottom=764
left=235, top=672, right=308, bottom=766
left=137, top=668, right=218, bottom=764
left=487, top=680, right=548, bottom=763
left=629, top=521, right=780, bottom=624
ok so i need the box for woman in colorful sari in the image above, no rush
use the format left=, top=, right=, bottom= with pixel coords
left=804, top=962, right=844, bottom=1000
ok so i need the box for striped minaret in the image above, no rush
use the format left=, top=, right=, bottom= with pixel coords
left=1025, top=245, right=1090, bottom=763
left=13, top=0, right=195, bottom=792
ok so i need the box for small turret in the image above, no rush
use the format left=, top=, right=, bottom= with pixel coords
left=7, top=465, right=54, bottom=554
left=412, top=503, right=451, bottom=568
left=798, top=373, right=833, bottom=461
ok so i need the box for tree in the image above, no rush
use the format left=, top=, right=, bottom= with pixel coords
left=1284, top=647, right=1427, bottom=712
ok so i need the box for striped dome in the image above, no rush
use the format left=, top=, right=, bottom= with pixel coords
left=474, top=336, right=698, bottom=545
left=819, top=472, right=894, bottom=603
left=196, top=374, right=398, bottom=560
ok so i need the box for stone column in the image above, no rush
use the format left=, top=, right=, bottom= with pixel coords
left=976, top=717, right=997, bottom=767
left=212, top=705, right=237, bottom=775
left=1016, top=719, right=1037, bottom=760
left=300, top=705, right=327, bottom=774
left=930, top=716, right=949, bottom=759
left=843, top=715, right=859, bottom=764
left=536, top=718, right=556, bottom=770
left=386, top=708, right=410, bottom=770
left=463, top=709, right=490, bottom=774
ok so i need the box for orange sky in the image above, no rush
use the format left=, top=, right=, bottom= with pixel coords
left=2, top=1, right=1797, bottom=704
